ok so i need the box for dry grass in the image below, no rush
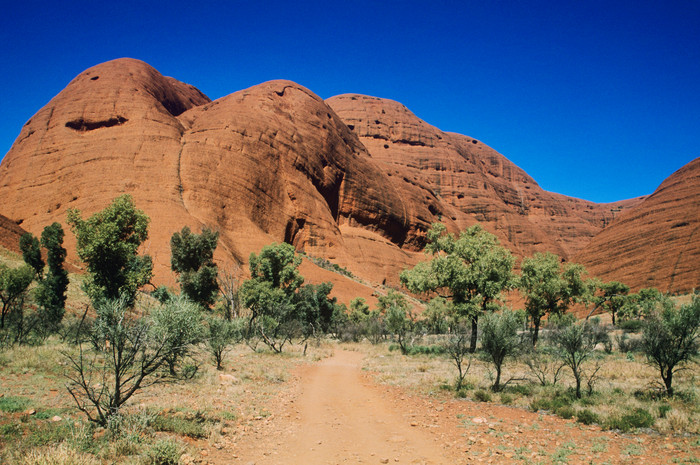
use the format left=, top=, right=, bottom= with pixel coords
left=355, top=339, right=699, bottom=434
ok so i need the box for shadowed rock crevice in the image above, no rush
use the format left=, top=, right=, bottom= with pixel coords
left=65, top=116, right=128, bottom=131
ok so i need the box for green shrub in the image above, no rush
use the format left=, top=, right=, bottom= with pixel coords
left=658, top=404, right=672, bottom=418
left=406, top=345, right=446, bottom=355
left=556, top=406, right=576, bottom=419
left=618, top=319, right=643, bottom=332
left=151, top=412, right=209, bottom=438
left=0, top=395, right=30, bottom=412
left=508, top=384, right=533, bottom=396
left=605, top=408, right=654, bottom=432
left=576, top=409, right=599, bottom=425
left=474, top=389, right=492, bottom=402
left=500, top=393, right=514, bottom=405
left=147, top=438, right=184, bottom=465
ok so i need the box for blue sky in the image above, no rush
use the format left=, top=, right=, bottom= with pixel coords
left=1, top=0, right=698, bottom=203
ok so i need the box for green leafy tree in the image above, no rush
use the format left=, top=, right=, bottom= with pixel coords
left=170, top=226, right=220, bottom=308
left=206, top=316, right=244, bottom=370
left=551, top=320, right=602, bottom=398
left=519, top=252, right=588, bottom=346
left=381, top=291, right=414, bottom=354
left=67, top=195, right=152, bottom=306
left=0, top=264, right=34, bottom=330
left=349, top=297, right=370, bottom=322
left=480, top=310, right=522, bottom=391
left=36, top=223, right=69, bottom=330
left=595, top=281, right=630, bottom=326
left=400, top=223, right=515, bottom=352
left=619, top=287, right=673, bottom=322
left=641, top=296, right=700, bottom=396
left=20, top=233, right=44, bottom=278
left=240, top=243, right=304, bottom=352
left=422, top=297, right=453, bottom=334
left=294, top=282, right=340, bottom=336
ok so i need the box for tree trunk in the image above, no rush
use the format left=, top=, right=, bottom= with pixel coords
left=469, top=314, right=478, bottom=353
left=611, top=309, right=616, bottom=326
left=575, top=374, right=582, bottom=399
left=493, top=365, right=502, bottom=392
left=532, top=316, right=541, bottom=346
left=663, top=368, right=673, bottom=396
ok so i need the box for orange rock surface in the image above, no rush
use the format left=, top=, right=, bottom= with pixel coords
left=575, top=157, right=700, bottom=293
left=0, top=58, right=692, bottom=302
left=0, top=213, right=27, bottom=255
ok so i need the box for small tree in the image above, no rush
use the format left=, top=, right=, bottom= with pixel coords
left=37, top=223, right=69, bottom=330
left=218, top=265, right=242, bottom=320
left=595, top=281, right=630, bottom=326
left=442, top=321, right=472, bottom=391
left=519, top=252, right=588, bottom=346
left=0, top=264, right=34, bottom=330
left=206, top=316, right=244, bottom=370
left=551, top=320, right=601, bottom=398
left=401, top=223, right=515, bottom=353
left=240, top=243, right=304, bottom=352
left=641, top=296, right=700, bottom=396
left=170, top=226, right=219, bottom=308
left=480, top=310, right=522, bottom=391
left=67, top=195, right=152, bottom=306
left=422, top=297, right=452, bottom=334
left=20, top=233, right=44, bottom=278
left=65, top=295, right=202, bottom=426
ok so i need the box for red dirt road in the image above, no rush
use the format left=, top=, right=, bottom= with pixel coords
left=204, top=349, right=697, bottom=465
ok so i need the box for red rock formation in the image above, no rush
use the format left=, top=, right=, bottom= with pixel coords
left=0, top=213, right=27, bottom=255
left=325, top=94, right=641, bottom=260
left=2, top=58, right=688, bottom=304
left=575, top=158, right=700, bottom=293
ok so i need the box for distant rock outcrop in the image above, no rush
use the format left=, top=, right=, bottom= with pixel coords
left=0, top=213, right=27, bottom=255
left=575, top=158, right=700, bottom=293
left=1, top=58, right=692, bottom=301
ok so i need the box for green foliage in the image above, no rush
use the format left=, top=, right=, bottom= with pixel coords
left=151, top=411, right=212, bottom=438
left=151, top=295, right=204, bottom=377
left=294, top=281, right=340, bottom=336
left=519, top=252, right=589, bottom=345
left=36, top=223, right=69, bottom=330
left=480, top=310, right=522, bottom=391
left=205, top=316, right=244, bottom=370
left=422, top=297, right=452, bottom=334
left=20, top=233, right=44, bottom=278
left=151, top=286, right=173, bottom=304
left=170, top=226, right=219, bottom=308
left=67, top=195, right=152, bottom=306
left=0, top=263, right=34, bottom=332
left=65, top=295, right=203, bottom=425
left=147, top=437, right=184, bottom=465
left=595, top=280, right=630, bottom=326
left=641, top=295, right=700, bottom=396
left=381, top=291, right=413, bottom=354
left=619, top=287, right=674, bottom=322
left=0, top=395, right=31, bottom=412
left=576, top=408, right=599, bottom=425
left=474, top=389, right=492, bottom=402
left=551, top=321, right=601, bottom=398
left=604, top=408, right=654, bottom=432
left=401, top=223, right=515, bottom=352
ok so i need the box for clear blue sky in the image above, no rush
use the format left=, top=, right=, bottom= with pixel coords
left=1, top=0, right=698, bottom=203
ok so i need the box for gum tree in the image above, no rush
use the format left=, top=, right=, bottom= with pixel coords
left=519, top=252, right=588, bottom=346
left=401, top=223, right=515, bottom=352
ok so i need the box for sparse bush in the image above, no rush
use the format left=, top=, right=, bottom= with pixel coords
left=604, top=408, right=654, bottom=432
left=147, top=438, right=184, bottom=465
left=576, top=409, right=599, bottom=425
left=500, top=393, right=514, bottom=405
left=474, top=389, right=492, bottom=402
left=551, top=320, right=601, bottom=398
left=206, top=316, right=244, bottom=370
left=480, top=310, right=522, bottom=391
left=442, top=323, right=472, bottom=390
left=556, top=405, right=576, bottom=419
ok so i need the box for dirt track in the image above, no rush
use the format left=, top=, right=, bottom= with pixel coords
left=204, top=349, right=697, bottom=465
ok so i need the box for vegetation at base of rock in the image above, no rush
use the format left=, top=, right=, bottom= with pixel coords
left=170, top=226, right=219, bottom=308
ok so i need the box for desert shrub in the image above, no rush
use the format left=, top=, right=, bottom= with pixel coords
left=474, top=389, right=492, bottom=402
left=576, top=409, right=599, bottom=425
left=604, top=408, right=654, bottom=432
left=147, top=438, right=184, bottom=465
left=616, top=333, right=643, bottom=353
left=0, top=395, right=30, bottom=412
left=15, top=443, right=100, bottom=465
left=500, top=393, right=514, bottom=405
left=480, top=310, right=522, bottom=391
left=618, top=319, right=643, bottom=333
left=150, top=411, right=210, bottom=438
left=556, top=405, right=576, bottom=419
left=658, top=404, right=672, bottom=418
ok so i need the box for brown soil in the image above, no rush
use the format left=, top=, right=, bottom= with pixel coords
left=201, top=350, right=697, bottom=465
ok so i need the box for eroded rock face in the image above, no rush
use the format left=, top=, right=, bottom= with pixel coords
left=575, top=158, right=700, bottom=293
left=2, top=58, right=689, bottom=301
left=325, top=94, right=641, bottom=261
left=0, top=213, right=27, bottom=255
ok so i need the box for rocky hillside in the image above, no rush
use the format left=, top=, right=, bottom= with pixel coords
left=1, top=58, right=693, bottom=300
left=575, top=157, right=699, bottom=293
